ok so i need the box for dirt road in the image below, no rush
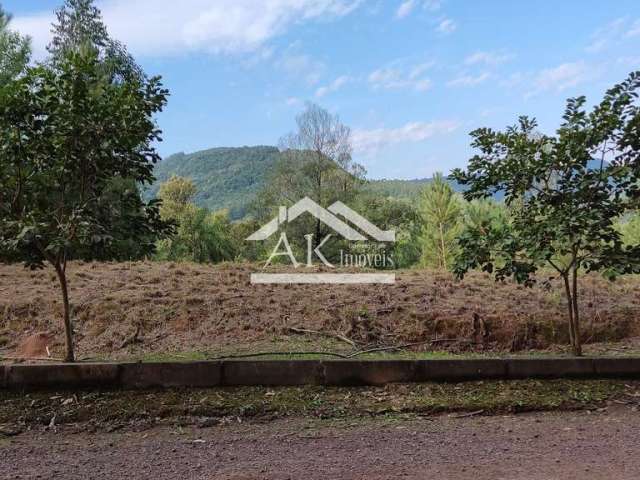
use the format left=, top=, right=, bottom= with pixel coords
left=2, top=409, right=639, bottom=480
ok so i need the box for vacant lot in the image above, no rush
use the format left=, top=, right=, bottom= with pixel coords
left=1, top=261, right=640, bottom=360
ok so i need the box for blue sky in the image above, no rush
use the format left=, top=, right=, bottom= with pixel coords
left=5, top=0, right=640, bottom=179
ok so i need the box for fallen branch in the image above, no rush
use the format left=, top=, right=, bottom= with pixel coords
left=119, top=324, right=142, bottom=349
left=346, top=338, right=467, bottom=358
left=0, top=355, right=65, bottom=362
left=206, top=337, right=470, bottom=361
left=449, top=409, right=485, bottom=418
left=288, top=327, right=357, bottom=347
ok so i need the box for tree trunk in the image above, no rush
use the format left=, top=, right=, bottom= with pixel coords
left=571, top=266, right=582, bottom=356
left=562, top=273, right=577, bottom=354
left=438, top=222, right=447, bottom=270
left=54, top=263, right=75, bottom=362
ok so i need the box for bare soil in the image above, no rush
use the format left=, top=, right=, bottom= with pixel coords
left=2, top=409, right=640, bottom=480
left=1, top=261, right=640, bottom=360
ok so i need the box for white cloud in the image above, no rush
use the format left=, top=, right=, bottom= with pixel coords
left=464, top=51, right=514, bottom=66
left=395, top=0, right=441, bottom=19
left=586, top=17, right=628, bottom=53
left=368, top=61, right=434, bottom=91
left=396, top=0, right=417, bottom=19
left=423, top=0, right=442, bottom=11
left=315, top=75, right=353, bottom=97
left=435, top=18, right=456, bottom=34
left=285, top=97, right=302, bottom=107
left=276, top=47, right=326, bottom=85
left=585, top=17, right=640, bottom=53
left=627, top=19, right=640, bottom=38
left=617, top=56, right=640, bottom=68
left=11, top=0, right=363, bottom=58
left=352, top=120, right=459, bottom=154
left=531, top=61, right=589, bottom=94
left=446, top=72, right=490, bottom=87
left=500, top=71, right=525, bottom=88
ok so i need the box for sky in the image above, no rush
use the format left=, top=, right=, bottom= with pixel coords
left=4, top=0, right=640, bottom=179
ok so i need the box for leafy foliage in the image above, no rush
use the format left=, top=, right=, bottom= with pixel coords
left=617, top=212, right=640, bottom=246
left=47, top=0, right=143, bottom=82
left=451, top=71, right=640, bottom=355
left=146, top=146, right=281, bottom=220
left=0, top=6, right=31, bottom=87
left=0, top=49, right=170, bottom=360
left=155, top=176, right=237, bottom=263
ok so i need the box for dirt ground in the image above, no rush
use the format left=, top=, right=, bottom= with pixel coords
left=2, top=409, right=639, bottom=480
left=2, top=261, right=640, bottom=360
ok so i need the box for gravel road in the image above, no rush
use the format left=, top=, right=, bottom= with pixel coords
left=2, top=409, right=639, bottom=480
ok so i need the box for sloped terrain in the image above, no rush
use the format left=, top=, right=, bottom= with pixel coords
left=1, top=261, right=640, bottom=360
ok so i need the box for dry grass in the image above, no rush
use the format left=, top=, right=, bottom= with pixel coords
left=1, top=261, right=640, bottom=360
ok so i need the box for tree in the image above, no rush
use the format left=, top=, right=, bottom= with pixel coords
left=617, top=212, right=640, bottom=246
left=156, top=176, right=236, bottom=263
left=83, top=177, right=168, bottom=261
left=260, top=103, right=366, bottom=250
left=418, top=173, right=462, bottom=269
left=158, top=175, right=199, bottom=219
left=0, top=6, right=31, bottom=86
left=0, top=50, right=170, bottom=361
left=47, top=0, right=143, bottom=82
left=451, top=71, right=640, bottom=356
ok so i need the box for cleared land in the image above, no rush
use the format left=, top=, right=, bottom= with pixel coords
left=2, top=261, right=640, bottom=361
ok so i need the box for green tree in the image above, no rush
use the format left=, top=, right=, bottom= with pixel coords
left=83, top=177, right=167, bottom=261
left=462, top=199, right=510, bottom=236
left=48, top=0, right=143, bottom=82
left=158, top=175, right=199, bottom=219
left=451, top=72, right=640, bottom=356
left=617, top=212, right=640, bottom=246
left=0, top=6, right=31, bottom=86
left=418, top=173, right=462, bottom=269
left=258, top=103, right=366, bottom=254
left=0, top=51, right=169, bottom=361
left=156, top=176, right=236, bottom=263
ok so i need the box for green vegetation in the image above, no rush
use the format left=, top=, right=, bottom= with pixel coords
left=418, top=173, right=462, bottom=269
left=0, top=6, right=30, bottom=87
left=155, top=176, right=235, bottom=262
left=452, top=72, right=640, bottom=356
left=0, top=1, right=171, bottom=361
left=145, top=146, right=281, bottom=220
left=366, top=177, right=454, bottom=200
left=0, top=380, right=631, bottom=428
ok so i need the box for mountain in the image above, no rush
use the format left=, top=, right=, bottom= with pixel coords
left=146, top=146, right=606, bottom=220
left=145, top=146, right=280, bottom=219
left=145, top=146, right=508, bottom=219
left=146, top=146, right=444, bottom=219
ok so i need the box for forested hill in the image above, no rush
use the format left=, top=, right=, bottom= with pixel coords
left=145, top=146, right=471, bottom=219
left=145, top=146, right=280, bottom=219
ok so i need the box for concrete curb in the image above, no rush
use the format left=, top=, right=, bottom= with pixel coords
left=2, top=357, right=640, bottom=390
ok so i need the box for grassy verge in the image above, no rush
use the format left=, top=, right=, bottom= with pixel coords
left=1, top=380, right=636, bottom=431
left=81, top=335, right=640, bottom=363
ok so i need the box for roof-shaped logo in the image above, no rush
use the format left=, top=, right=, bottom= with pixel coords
left=246, top=197, right=395, bottom=242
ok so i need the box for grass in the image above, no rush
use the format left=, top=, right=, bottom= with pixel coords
left=1, top=380, right=635, bottom=430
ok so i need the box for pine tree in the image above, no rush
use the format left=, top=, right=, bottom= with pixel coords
left=0, top=6, right=31, bottom=86
left=47, top=0, right=143, bottom=81
left=418, top=173, right=462, bottom=269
